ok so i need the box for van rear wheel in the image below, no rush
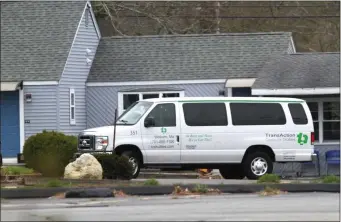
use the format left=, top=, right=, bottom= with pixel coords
left=243, top=151, right=273, bottom=180
left=219, top=164, right=245, bottom=179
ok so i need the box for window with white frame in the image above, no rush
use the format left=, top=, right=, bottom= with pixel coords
left=307, top=100, right=340, bottom=143
left=70, top=88, right=76, bottom=125
left=118, top=91, right=184, bottom=115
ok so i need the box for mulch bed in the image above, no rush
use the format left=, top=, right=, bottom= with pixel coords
left=171, top=185, right=222, bottom=196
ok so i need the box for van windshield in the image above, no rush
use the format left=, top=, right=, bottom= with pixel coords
left=116, top=101, right=153, bottom=125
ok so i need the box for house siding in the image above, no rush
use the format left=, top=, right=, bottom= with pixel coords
left=23, top=85, right=58, bottom=139
left=58, top=5, right=100, bottom=136
left=86, top=83, right=224, bottom=128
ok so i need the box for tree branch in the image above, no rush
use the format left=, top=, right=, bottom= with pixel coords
left=101, top=2, right=125, bottom=36
left=114, top=3, right=175, bottom=34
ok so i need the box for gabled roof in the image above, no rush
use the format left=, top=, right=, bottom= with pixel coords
left=1, top=1, right=86, bottom=82
left=252, top=52, right=340, bottom=89
left=87, top=32, right=293, bottom=82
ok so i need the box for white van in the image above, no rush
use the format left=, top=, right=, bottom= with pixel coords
left=76, top=97, right=316, bottom=180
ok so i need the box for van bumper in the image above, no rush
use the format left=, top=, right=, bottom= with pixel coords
left=73, top=150, right=113, bottom=159
left=311, top=153, right=317, bottom=161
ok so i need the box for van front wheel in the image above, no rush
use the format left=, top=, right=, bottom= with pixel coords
left=121, top=151, right=141, bottom=179
left=243, top=152, right=273, bottom=180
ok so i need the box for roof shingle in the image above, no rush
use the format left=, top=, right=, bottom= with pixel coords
left=87, top=32, right=293, bottom=82
left=1, top=2, right=86, bottom=81
left=252, top=52, right=340, bottom=89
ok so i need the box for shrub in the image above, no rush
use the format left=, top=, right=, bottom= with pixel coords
left=257, top=174, right=280, bottom=184
left=192, top=184, right=208, bottom=193
left=23, top=130, right=77, bottom=177
left=144, top=178, right=159, bottom=186
left=322, top=175, right=340, bottom=184
left=93, top=153, right=133, bottom=180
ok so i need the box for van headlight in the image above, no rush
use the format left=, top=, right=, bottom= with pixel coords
left=95, top=136, right=108, bottom=150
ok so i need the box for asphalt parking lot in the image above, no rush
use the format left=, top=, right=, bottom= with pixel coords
left=1, top=192, right=339, bottom=221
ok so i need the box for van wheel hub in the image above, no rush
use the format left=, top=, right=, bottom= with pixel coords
left=251, top=157, right=268, bottom=176
left=129, top=157, right=138, bottom=175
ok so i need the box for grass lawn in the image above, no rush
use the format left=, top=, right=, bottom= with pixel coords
left=312, top=175, right=340, bottom=184
left=1, top=166, right=36, bottom=176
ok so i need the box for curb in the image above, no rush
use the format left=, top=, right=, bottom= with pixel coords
left=1, top=183, right=339, bottom=199
left=65, top=188, right=114, bottom=198
left=138, top=172, right=198, bottom=179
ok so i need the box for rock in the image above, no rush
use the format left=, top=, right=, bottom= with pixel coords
left=64, top=153, right=103, bottom=180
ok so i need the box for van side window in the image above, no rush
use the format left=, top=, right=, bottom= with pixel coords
left=145, top=103, right=176, bottom=127
left=183, top=103, right=228, bottom=126
left=288, top=103, right=308, bottom=125
left=230, top=103, right=286, bottom=125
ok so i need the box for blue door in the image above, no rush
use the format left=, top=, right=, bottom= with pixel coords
left=0, top=91, right=20, bottom=158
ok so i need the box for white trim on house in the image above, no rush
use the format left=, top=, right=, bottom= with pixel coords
left=23, top=81, right=59, bottom=86
left=58, top=3, right=85, bottom=84
left=86, top=1, right=101, bottom=39
left=290, top=35, right=297, bottom=53
left=317, top=100, right=323, bottom=143
left=225, top=78, right=256, bottom=88
left=19, top=88, right=25, bottom=154
left=252, top=87, right=340, bottom=96
left=118, top=90, right=185, bottom=115
left=303, top=97, right=340, bottom=103
left=70, top=88, right=76, bottom=125
left=305, top=97, right=340, bottom=144
left=86, top=79, right=226, bottom=87
left=0, top=82, right=20, bottom=91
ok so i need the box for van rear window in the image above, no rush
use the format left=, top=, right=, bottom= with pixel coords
left=183, top=103, right=228, bottom=126
left=230, top=103, right=286, bottom=125
left=288, top=103, right=308, bottom=125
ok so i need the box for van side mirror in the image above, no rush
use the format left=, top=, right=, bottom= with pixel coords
left=144, top=117, right=155, bottom=127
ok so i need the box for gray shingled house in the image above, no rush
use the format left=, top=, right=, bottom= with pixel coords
left=252, top=53, right=340, bottom=175
left=1, top=1, right=339, bottom=175
left=253, top=53, right=340, bottom=147
left=86, top=32, right=296, bottom=125
left=1, top=1, right=101, bottom=163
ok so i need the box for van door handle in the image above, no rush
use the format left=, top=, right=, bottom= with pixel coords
left=176, top=135, right=179, bottom=142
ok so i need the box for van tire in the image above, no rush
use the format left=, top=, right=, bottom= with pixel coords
left=122, top=150, right=141, bottom=179
left=219, top=164, right=245, bottom=179
left=243, top=152, right=273, bottom=180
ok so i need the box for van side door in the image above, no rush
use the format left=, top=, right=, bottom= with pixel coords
left=179, top=102, right=230, bottom=163
left=140, top=102, right=181, bottom=164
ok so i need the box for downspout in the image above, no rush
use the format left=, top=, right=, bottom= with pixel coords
left=56, top=84, right=60, bottom=131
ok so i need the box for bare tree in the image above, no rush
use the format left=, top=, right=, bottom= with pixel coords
left=93, top=1, right=340, bottom=52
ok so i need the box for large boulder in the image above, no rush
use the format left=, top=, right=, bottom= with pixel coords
left=64, top=153, right=103, bottom=180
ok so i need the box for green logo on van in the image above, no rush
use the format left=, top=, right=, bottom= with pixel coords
left=297, top=133, right=308, bottom=145
left=161, top=127, right=167, bottom=134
